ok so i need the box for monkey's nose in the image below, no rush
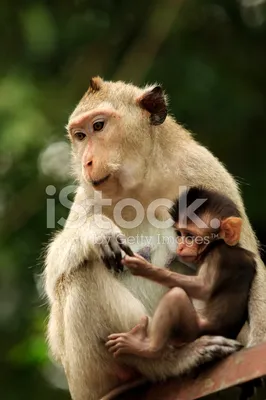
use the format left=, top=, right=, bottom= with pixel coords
left=84, top=160, right=93, bottom=171
left=83, top=160, right=93, bottom=168
left=83, top=160, right=93, bottom=177
left=177, top=244, right=184, bottom=254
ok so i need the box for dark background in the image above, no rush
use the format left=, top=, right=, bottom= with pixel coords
left=1, top=0, right=266, bottom=398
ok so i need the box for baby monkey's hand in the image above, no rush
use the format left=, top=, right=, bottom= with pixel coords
left=122, top=254, right=154, bottom=277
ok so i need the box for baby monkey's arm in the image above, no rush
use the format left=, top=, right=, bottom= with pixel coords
left=122, top=254, right=208, bottom=300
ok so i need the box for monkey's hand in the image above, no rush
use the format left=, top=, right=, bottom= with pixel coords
left=97, top=233, right=126, bottom=273
left=121, top=254, right=154, bottom=277
left=87, top=215, right=134, bottom=273
left=45, top=213, right=131, bottom=301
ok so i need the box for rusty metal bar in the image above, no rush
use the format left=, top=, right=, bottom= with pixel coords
left=116, top=342, right=266, bottom=399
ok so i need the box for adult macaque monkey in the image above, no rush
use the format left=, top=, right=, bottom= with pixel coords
left=45, top=77, right=266, bottom=400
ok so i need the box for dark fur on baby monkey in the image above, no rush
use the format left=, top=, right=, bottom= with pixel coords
left=106, top=187, right=256, bottom=359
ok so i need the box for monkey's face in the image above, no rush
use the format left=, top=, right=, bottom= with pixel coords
left=175, top=227, right=209, bottom=264
left=67, top=77, right=167, bottom=197
left=68, top=106, right=123, bottom=191
left=68, top=104, right=152, bottom=195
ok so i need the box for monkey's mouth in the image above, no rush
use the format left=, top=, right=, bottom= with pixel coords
left=91, top=174, right=111, bottom=187
left=179, top=255, right=198, bottom=264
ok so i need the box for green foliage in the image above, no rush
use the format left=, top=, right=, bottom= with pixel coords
left=1, top=0, right=266, bottom=398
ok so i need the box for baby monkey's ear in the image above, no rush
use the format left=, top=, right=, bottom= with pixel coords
left=220, top=217, right=242, bottom=246
left=137, top=86, right=167, bottom=126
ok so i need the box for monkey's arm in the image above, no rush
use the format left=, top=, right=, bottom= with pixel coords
left=122, top=255, right=209, bottom=300
left=45, top=188, right=126, bottom=302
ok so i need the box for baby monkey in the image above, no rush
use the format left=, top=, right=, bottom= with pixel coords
left=106, top=187, right=256, bottom=359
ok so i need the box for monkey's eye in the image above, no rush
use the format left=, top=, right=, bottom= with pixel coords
left=185, top=235, right=196, bottom=243
left=185, top=233, right=195, bottom=239
left=74, top=132, right=86, bottom=141
left=93, top=121, right=104, bottom=132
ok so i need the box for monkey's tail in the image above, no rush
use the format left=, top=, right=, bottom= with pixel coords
left=100, top=378, right=147, bottom=400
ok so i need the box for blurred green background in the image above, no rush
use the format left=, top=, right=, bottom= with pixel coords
left=1, top=0, right=266, bottom=399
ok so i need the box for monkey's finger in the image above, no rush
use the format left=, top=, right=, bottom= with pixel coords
left=106, top=339, right=121, bottom=348
left=107, top=344, right=121, bottom=353
left=121, top=259, right=137, bottom=268
left=139, top=315, right=149, bottom=326
left=123, top=256, right=144, bottom=265
left=99, top=245, right=114, bottom=270
left=121, top=245, right=134, bottom=257
left=134, top=253, right=147, bottom=261
left=106, top=338, right=125, bottom=348
left=100, top=242, right=118, bottom=271
left=117, top=237, right=134, bottom=257
left=131, top=316, right=149, bottom=333
left=99, top=246, right=111, bottom=269
left=109, top=236, right=123, bottom=272
left=108, top=343, right=124, bottom=353
left=116, top=233, right=127, bottom=246
left=109, top=256, right=119, bottom=272
left=103, top=257, right=112, bottom=270
left=107, top=333, right=126, bottom=340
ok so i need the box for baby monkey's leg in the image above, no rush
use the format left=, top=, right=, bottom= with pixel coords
left=106, top=288, right=200, bottom=359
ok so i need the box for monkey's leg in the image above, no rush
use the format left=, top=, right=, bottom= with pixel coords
left=148, top=287, right=199, bottom=348
left=107, top=287, right=199, bottom=358
left=61, top=263, right=148, bottom=400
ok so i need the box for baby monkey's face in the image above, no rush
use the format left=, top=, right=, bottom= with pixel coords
left=174, top=215, right=242, bottom=264
left=174, top=223, right=213, bottom=264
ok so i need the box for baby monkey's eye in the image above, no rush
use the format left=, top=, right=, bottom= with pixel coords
left=186, top=234, right=196, bottom=242
left=74, top=132, right=86, bottom=141
left=93, top=121, right=104, bottom=131
left=185, top=234, right=196, bottom=240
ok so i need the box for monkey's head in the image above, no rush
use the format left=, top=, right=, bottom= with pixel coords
left=170, top=187, right=243, bottom=264
left=67, top=77, right=167, bottom=196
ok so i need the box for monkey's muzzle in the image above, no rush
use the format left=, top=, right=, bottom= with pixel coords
left=91, top=174, right=111, bottom=187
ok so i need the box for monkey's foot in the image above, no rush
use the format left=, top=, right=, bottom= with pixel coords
left=194, top=335, right=243, bottom=363
left=106, top=317, right=159, bottom=358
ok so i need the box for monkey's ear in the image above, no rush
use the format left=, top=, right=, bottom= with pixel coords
left=220, top=217, right=242, bottom=246
left=89, top=76, right=103, bottom=92
left=137, top=86, right=167, bottom=125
